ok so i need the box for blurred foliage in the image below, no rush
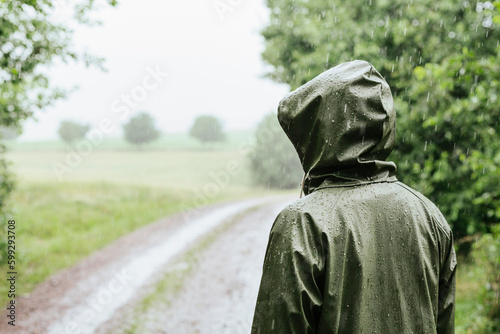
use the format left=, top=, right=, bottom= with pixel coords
left=458, top=225, right=500, bottom=332
left=123, top=112, right=161, bottom=148
left=473, top=226, right=500, bottom=326
left=0, top=127, right=21, bottom=140
left=189, top=115, right=226, bottom=144
left=249, top=113, right=302, bottom=189
left=58, top=120, right=90, bottom=144
left=0, top=0, right=116, bottom=258
left=261, top=0, right=500, bottom=239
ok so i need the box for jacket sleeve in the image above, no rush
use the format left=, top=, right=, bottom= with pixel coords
left=436, top=229, right=457, bottom=334
left=251, top=207, right=324, bottom=334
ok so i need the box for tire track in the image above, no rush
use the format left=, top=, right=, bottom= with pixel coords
left=109, top=199, right=289, bottom=334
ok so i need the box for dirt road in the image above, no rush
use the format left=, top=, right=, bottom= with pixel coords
left=2, top=196, right=292, bottom=334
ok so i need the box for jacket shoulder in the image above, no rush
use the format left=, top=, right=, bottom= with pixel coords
left=274, top=189, right=345, bottom=231
left=395, top=182, right=452, bottom=237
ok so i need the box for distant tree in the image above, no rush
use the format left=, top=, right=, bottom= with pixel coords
left=249, top=113, right=302, bottom=189
left=189, top=115, right=226, bottom=143
left=123, top=112, right=161, bottom=148
left=58, top=121, right=90, bottom=145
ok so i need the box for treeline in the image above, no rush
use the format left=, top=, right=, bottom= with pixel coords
left=55, top=113, right=226, bottom=148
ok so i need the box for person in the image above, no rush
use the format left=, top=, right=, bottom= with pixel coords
left=251, top=60, right=456, bottom=334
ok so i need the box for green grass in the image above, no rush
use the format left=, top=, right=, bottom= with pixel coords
left=1, top=182, right=184, bottom=300
left=0, top=136, right=287, bottom=307
left=456, top=258, right=490, bottom=333
left=6, top=149, right=255, bottom=189
left=0, top=180, right=274, bottom=307
left=5, top=132, right=259, bottom=190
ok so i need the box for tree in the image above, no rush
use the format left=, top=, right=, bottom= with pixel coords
left=0, top=0, right=117, bottom=131
left=260, top=0, right=500, bottom=239
left=123, top=112, right=161, bottom=148
left=249, top=113, right=302, bottom=189
left=189, top=115, right=226, bottom=143
left=58, top=120, right=90, bottom=144
left=0, top=0, right=117, bottom=259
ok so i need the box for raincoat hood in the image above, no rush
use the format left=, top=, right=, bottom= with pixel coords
left=278, top=60, right=397, bottom=194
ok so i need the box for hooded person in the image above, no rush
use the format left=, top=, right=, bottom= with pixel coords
left=251, top=60, right=456, bottom=334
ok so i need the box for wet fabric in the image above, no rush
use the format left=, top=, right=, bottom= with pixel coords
left=252, top=60, right=456, bottom=334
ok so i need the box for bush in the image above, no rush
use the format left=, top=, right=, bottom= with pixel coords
left=189, top=115, right=226, bottom=144
left=249, top=113, right=302, bottom=189
left=58, top=121, right=90, bottom=144
left=123, top=112, right=161, bottom=148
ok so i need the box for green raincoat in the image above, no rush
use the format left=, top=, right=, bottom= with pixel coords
left=252, top=60, right=456, bottom=334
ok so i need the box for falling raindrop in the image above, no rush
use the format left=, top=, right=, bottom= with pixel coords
left=482, top=17, right=493, bottom=28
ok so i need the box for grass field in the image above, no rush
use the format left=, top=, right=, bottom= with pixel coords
left=3, top=131, right=254, bottom=152
left=7, top=149, right=254, bottom=189
left=0, top=133, right=288, bottom=306
left=5, top=131, right=257, bottom=187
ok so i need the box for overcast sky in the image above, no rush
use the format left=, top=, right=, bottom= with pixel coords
left=20, top=0, right=290, bottom=141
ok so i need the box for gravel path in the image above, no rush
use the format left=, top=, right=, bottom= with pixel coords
left=1, top=196, right=291, bottom=334
left=125, top=200, right=287, bottom=334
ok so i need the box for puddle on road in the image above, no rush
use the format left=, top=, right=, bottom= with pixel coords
left=47, top=198, right=269, bottom=334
